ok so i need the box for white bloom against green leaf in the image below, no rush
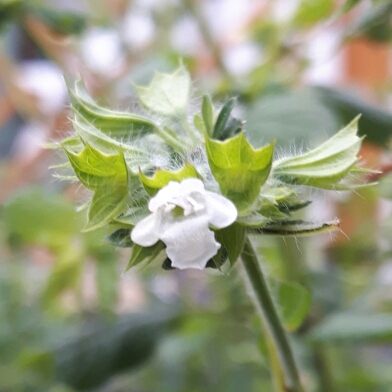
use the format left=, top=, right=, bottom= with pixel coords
left=53, top=66, right=373, bottom=271
left=131, top=178, right=237, bottom=270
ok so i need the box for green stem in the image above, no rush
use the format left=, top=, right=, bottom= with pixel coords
left=181, top=116, right=200, bottom=147
left=313, top=344, right=334, bottom=392
left=266, top=334, right=287, bottom=392
left=241, top=236, right=304, bottom=392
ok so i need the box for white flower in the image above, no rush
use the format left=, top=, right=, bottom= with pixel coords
left=131, top=178, right=237, bottom=270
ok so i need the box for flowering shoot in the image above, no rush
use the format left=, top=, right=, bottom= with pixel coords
left=131, top=179, right=237, bottom=269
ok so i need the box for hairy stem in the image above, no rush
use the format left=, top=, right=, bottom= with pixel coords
left=153, top=124, right=190, bottom=152
left=241, top=236, right=304, bottom=392
left=181, top=116, right=200, bottom=148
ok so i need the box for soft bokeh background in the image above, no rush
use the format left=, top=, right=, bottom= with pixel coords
left=2, top=0, right=392, bottom=391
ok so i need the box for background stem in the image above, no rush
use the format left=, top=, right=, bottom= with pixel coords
left=183, top=0, right=231, bottom=79
left=241, top=236, right=304, bottom=392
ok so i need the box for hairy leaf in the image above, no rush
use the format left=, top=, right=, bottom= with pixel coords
left=236, top=212, right=269, bottom=228
left=134, top=64, right=191, bottom=117
left=273, top=116, right=368, bottom=189
left=113, top=205, right=150, bottom=227
left=62, top=143, right=131, bottom=231
left=68, top=80, right=156, bottom=138
left=85, top=189, right=129, bottom=231
left=249, top=219, right=340, bottom=236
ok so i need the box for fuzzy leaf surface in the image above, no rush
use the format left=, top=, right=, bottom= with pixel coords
left=134, top=65, right=191, bottom=117
left=273, top=116, right=367, bottom=189
left=249, top=219, right=340, bottom=236
left=86, top=189, right=129, bottom=231
left=69, top=116, right=158, bottom=173
left=63, top=143, right=131, bottom=231
left=113, top=205, right=150, bottom=227
left=237, top=213, right=269, bottom=228
left=206, top=133, right=274, bottom=214
left=68, top=80, right=156, bottom=138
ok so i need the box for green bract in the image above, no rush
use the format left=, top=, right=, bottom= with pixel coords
left=139, top=162, right=200, bottom=196
left=62, top=144, right=132, bottom=231
left=54, top=65, right=370, bottom=270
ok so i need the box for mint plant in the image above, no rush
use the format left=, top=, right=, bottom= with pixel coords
left=53, top=64, right=372, bottom=392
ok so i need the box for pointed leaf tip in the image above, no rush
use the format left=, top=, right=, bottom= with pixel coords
left=134, top=65, right=191, bottom=117
left=273, top=116, right=369, bottom=189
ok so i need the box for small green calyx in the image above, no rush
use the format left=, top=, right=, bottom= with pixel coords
left=139, top=162, right=200, bottom=195
left=206, top=132, right=274, bottom=215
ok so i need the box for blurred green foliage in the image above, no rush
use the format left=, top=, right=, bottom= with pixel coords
left=0, top=0, right=87, bottom=35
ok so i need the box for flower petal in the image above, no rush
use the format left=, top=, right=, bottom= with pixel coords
left=161, top=214, right=220, bottom=269
left=178, top=178, right=205, bottom=195
left=131, top=212, right=161, bottom=246
left=148, top=181, right=181, bottom=212
left=204, top=192, right=237, bottom=228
